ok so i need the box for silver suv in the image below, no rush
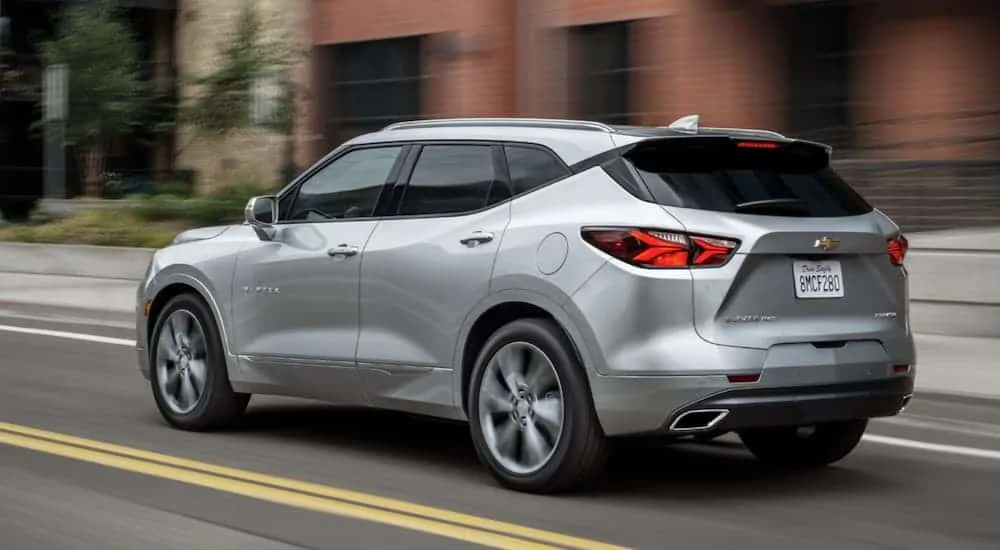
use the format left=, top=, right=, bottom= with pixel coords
left=136, top=116, right=916, bottom=493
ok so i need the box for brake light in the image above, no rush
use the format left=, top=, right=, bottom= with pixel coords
left=887, top=234, right=908, bottom=266
left=582, top=228, right=739, bottom=268
left=736, top=141, right=780, bottom=149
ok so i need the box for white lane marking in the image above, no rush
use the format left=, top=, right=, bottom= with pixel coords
left=0, top=324, right=136, bottom=348
left=0, top=309, right=135, bottom=330
left=864, top=434, right=1000, bottom=461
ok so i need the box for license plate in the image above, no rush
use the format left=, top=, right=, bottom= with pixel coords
left=793, top=260, right=844, bottom=299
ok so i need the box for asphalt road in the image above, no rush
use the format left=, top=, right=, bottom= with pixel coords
left=1, top=309, right=999, bottom=550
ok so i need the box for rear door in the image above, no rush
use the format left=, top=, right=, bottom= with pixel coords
left=356, top=143, right=512, bottom=414
left=624, top=137, right=908, bottom=350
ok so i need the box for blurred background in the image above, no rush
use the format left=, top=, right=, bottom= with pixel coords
left=0, top=0, right=998, bottom=246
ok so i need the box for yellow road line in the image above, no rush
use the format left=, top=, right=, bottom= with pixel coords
left=0, top=430, right=548, bottom=550
left=0, top=421, right=629, bottom=550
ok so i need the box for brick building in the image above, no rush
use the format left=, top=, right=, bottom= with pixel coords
left=174, top=0, right=1000, bottom=185
left=3, top=1, right=998, bottom=229
left=297, top=0, right=1000, bottom=159
left=290, top=0, right=999, bottom=230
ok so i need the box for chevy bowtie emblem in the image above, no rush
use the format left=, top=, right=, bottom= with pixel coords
left=813, top=237, right=840, bottom=251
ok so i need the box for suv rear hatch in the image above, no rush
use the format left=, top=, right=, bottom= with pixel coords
left=623, top=136, right=908, bottom=350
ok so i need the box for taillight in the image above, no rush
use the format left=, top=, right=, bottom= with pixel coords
left=736, top=141, right=780, bottom=149
left=581, top=228, right=739, bottom=268
left=887, top=234, right=908, bottom=266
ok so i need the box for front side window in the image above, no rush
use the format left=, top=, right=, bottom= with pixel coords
left=398, top=145, right=497, bottom=216
left=284, top=146, right=403, bottom=222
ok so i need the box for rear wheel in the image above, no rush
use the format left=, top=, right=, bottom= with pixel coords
left=738, top=419, right=868, bottom=468
left=149, top=294, right=250, bottom=431
left=468, top=318, right=607, bottom=493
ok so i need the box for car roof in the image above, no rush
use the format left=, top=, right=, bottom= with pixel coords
left=336, top=116, right=823, bottom=166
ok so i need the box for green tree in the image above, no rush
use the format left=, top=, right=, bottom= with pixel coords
left=179, top=0, right=301, bottom=184
left=39, top=0, right=147, bottom=197
left=184, top=0, right=292, bottom=138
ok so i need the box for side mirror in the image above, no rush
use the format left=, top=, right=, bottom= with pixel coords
left=244, top=195, right=278, bottom=241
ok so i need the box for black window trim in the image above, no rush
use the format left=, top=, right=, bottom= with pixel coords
left=274, top=143, right=411, bottom=226
left=381, top=140, right=580, bottom=220
left=276, top=137, right=584, bottom=223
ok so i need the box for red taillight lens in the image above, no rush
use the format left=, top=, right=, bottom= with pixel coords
left=582, top=228, right=739, bottom=268
left=736, top=141, right=780, bottom=149
left=887, top=234, right=908, bottom=266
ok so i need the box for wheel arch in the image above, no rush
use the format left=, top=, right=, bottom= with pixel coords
left=456, top=290, right=598, bottom=417
left=145, top=273, right=233, bottom=358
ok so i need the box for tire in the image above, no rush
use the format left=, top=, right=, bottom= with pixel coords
left=738, top=419, right=868, bottom=468
left=149, top=293, right=250, bottom=431
left=467, top=318, right=607, bottom=493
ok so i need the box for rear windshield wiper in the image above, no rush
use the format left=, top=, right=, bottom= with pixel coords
left=734, top=198, right=809, bottom=216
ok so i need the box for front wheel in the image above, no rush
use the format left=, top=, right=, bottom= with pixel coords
left=738, top=419, right=868, bottom=468
left=149, top=293, right=250, bottom=431
left=468, top=318, right=607, bottom=493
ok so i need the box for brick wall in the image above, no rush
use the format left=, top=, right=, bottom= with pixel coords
left=170, top=0, right=999, bottom=230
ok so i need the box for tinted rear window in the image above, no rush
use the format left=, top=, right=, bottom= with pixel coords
left=626, top=138, right=872, bottom=218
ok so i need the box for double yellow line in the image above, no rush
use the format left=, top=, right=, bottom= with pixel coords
left=0, top=421, right=628, bottom=550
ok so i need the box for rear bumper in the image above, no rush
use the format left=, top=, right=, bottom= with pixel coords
left=666, top=376, right=913, bottom=434
left=590, top=371, right=915, bottom=437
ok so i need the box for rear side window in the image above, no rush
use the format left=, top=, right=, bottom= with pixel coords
left=627, top=138, right=872, bottom=218
left=504, top=145, right=570, bottom=195
left=398, top=145, right=497, bottom=216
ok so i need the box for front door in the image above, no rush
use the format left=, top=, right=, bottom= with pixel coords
left=231, top=144, right=407, bottom=403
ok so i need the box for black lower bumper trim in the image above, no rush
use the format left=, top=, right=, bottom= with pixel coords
left=667, top=376, right=914, bottom=433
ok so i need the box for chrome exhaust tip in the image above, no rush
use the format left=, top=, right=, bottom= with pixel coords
left=669, top=409, right=730, bottom=432
left=899, top=394, right=913, bottom=412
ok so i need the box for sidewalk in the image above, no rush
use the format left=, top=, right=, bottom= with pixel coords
left=0, top=272, right=136, bottom=314
left=0, top=272, right=996, bottom=403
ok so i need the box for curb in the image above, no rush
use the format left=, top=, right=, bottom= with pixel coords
left=0, top=242, right=153, bottom=280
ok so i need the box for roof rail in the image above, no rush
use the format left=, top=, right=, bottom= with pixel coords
left=382, top=118, right=616, bottom=133
left=664, top=114, right=787, bottom=139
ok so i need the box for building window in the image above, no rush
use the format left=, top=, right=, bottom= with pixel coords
left=778, top=0, right=854, bottom=150
left=323, top=36, right=424, bottom=148
left=571, top=21, right=633, bottom=125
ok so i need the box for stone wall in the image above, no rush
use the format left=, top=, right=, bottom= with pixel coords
left=174, top=0, right=314, bottom=192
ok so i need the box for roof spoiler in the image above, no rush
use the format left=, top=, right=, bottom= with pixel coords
left=663, top=114, right=832, bottom=157
left=665, top=114, right=789, bottom=140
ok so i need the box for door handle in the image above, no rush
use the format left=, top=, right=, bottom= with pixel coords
left=327, top=244, right=359, bottom=258
left=459, top=231, right=494, bottom=247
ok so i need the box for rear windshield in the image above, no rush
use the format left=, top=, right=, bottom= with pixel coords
left=625, top=137, right=872, bottom=218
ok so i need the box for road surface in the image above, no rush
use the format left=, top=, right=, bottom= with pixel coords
left=0, top=308, right=998, bottom=549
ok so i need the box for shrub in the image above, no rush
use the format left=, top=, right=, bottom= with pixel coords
left=0, top=196, right=40, bottom=224
left=130, top=180, right=275, bottom=227
left=0, top=210, right=182, bottom=248
left=151, top=180, right=195, bottom=198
